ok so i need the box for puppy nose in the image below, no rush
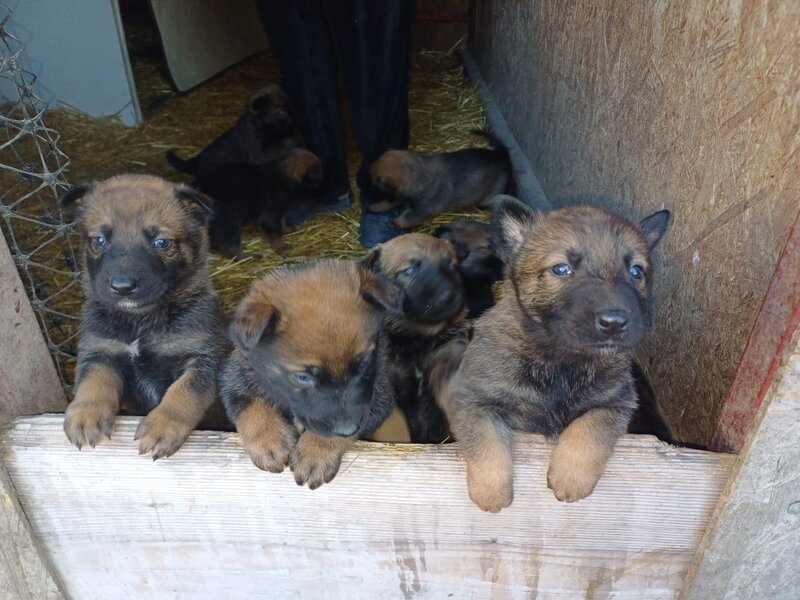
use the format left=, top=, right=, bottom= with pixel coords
left=437, top=290, right=456, bottom=306
left=332, top=423, right=359, bottom=437
left=110, top=277, right=138, bottom=295
left=596, top=309, right=629, bottom=334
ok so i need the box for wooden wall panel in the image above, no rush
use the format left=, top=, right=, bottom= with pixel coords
left=471, top=0, right=800, bottom=444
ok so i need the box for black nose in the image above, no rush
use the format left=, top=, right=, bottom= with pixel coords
left=437, top=289, right=456, bottom=306
left=332, top=422, right=359, bottom=437
left=596, top=309, right=629, bottom=334
left=110, top=277, right=138, bottom=295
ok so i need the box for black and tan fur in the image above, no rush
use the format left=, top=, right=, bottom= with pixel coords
left=166, top=82, right=302, bottom=177
left=434, top=196, right=670, bottom=511
left=363, top=233, right=468, bottom=443
left=198, top=148, right=324, bottom=257
left=366, top=131, right=512, bottom=229
left=59, top=175, right=229, bottom=459
left=219, top=260, right=401, bottom=488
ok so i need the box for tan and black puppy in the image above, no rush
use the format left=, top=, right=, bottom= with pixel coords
left=363, top=233, right=467, bottom=443
left=366, top=131, right=512, bottom=229
left=219, top=260, right=400, bottom=489
left=435, top=220, right=504, bottom=319
left=435, top=196, right=670, bottom=511
left=166, top=82, right=302, bottom=177
left=198, top=149, right=324, bottom=257
left=59, top=175, right=229, bottom=459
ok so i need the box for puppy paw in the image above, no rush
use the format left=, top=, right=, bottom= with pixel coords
left=134, top=407, right=194, bottom=460
left=289, top=433, right=349, bottom=490
left=547, top=450, right=604, bottom=502
left=467, top=461, right=514, bottom=513
left=242, top=419, right=297, bottom=473
left=63, top=400, right=117, bottom=449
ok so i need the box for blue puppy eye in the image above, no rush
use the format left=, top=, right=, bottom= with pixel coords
left=152, top=238, right=171, bottom=250
left=91, top=235, right=107, bottom=248
left=291, top=372, right=314, bottom=387
left=551, top=263, right=573, bottom=277
left=402, top=265, right=417, bottom=276
left=629, top=264, right=644, bottom=280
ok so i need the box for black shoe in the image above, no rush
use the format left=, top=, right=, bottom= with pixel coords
left=285, top=191, right=354, bottom=227
left=359, top=207, right=408, bottom=248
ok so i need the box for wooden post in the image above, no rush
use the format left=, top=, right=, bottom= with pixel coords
left=682, top=324, right=800, bottom=599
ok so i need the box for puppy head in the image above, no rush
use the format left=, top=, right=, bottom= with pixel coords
left=280, top=149, right=323, bottom=190
left=365, top=150, right=409, bottom=212
left=247, top=82, right=293, bottom=133
left=59, top=175, right=215, bottom=313
left=230, top=260, right=401, bottom=438
left=363, top=233, right=466, bottom=333
left=493, top=196, right=670, bottom=355
left=435, top=220, right=504, bottom=284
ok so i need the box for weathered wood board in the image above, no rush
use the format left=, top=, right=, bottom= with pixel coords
left=470, top=0, right=800, bottom=445
left=1, top=416, right=734, bottom=599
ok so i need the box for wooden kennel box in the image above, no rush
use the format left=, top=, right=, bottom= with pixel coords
left=2, top=1, right=799, bottom=598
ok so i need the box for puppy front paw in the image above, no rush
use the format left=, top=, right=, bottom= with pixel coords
left=466, top=461, right=514, bottom=513
left=546, top=448, right=605, bottom=502
left=289, top=433, right=350, bottom=490
left=240, top=417, right=298, bottom=473
left=134, top=406, right=194, bottom=460
left=63, top=399, right=117, bottom=449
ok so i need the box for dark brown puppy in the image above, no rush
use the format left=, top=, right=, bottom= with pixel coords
left=363, top=233, right=467, bottom=443
left=366, top=131, right=512, bottom=229
left=219, top=260, right=400, bottom=488
left=59, top=175, right=229, bottom=458
left=435, top=220, right=504, bottom=319
left=436, top=196, right=670, bottom=511
left=166, top=82, right=302, bottom=177
left=197, top=149, right=324, bottom=257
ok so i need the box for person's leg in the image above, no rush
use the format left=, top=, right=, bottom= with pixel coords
left=255, top=0, right=354, bottom=225
left=324, top=0, right=415, bottom=246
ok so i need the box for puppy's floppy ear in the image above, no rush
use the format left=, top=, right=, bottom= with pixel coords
left=358, top=266, right=403, bottom=314
left=639, top=210, right=671, bottom=250
left=175, top=186, right=216, bottom=226
left=491, top=195, right=538, bottom=261
left=360, top=246, right=383, bottom=273
left=229, top=295, right=280, bottom=350
left=58, top=183, right=95, bottom=217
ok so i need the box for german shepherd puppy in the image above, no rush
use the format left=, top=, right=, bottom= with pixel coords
left=197, top=149, right=324, bottom=257
left=219, top=260, right=401, bottom=488
left=435, top=196, right=670, bottom=511
left=435, top=220, right=504, bottom=318
left=59, top=175, right=228, bottom=458
left=166, top=82, right=302, bottom=177
left=363, top=233, right=467, bottom=443
left=366, top=131, right=512, bottom=229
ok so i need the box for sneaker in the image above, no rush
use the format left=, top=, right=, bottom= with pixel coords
left=359, top=206, right=408, bottom=248
left=285, top=190, right=354, bottom=227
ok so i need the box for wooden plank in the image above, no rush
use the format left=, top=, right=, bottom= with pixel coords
left=710, top=209, right=800, bottom=452
left=0, top=461, right=64, bottom=599
left=1, top=416, right=734, bottom=599
left=682, top=325, right=800, bottom=600
left=470, top=0, right=800, bottom=445
left=0, top=234, right=66, bottom=420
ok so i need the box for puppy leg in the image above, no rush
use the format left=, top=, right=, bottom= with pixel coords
left=134, top=367, right=215, bottom=459
left=210, top=208, right=244, bottom=259
left=289, top=432, right=354, bottom=490
left=393, top=206, right=428, bottom=229
left=547, top=407, right=627, bottom=502
left=260, top=215, right=289, bottom=254
left=234, top=400, right=298, bottom=473
left=366, top=198, right=400, bottom=213
left=64, top=363, right=123, bottom=449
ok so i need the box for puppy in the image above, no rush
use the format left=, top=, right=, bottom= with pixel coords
left=197, top=149, right=323, bottom=257
left=435, top=196, right=670, bottom=511
left=363, top=233, right=467, bottom=443
left=166, top=82, right=302, bottom=177
left=219, top=260, right=400, bottom=488
left=59, top=175, right=229, bottom=458
left=366, top=131, right=512, bottom=229
left=435, top=220, right=504, bottom=318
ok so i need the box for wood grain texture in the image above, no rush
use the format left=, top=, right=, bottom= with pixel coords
left=682, top=325, right=800, bottom=599
left=0, top=234, right=66, bottom=420
left=470, top=0, right=800, bottom=445
left=0, top=415, right=734, bottom=599
left=0, top=461, right=64, bottom=599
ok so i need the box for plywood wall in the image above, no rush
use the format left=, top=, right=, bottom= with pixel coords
left=470, top=0, right=800, bottom=445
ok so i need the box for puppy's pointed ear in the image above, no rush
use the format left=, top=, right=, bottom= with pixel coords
left=491, top=195, right=538, bottom=261
left=58, top=183, right=94, bottom=217
left=360, top=246, right=382, bottom=272
left=175, top=186, right=216, bottom=226
left=639, top=210, right=671, bottom=250
left=358, top=266, right=402, bottom=314
left=229, top=294, right=280, bottom=350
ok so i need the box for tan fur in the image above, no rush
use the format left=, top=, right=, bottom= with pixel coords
left=234, top=400, right=298, bottom=473
left=369, top=407, right=412, bottom=443
left=63, top=364, right=123, bottom=448
left=288, top=431, right=355, bottom=490
left=285, top=149, right=322, bottom=182
left=376, top=233, right=457, bottom=273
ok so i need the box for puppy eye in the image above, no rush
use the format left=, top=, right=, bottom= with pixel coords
left=401, top=261, right=420, bottom=277
left=152, top=238, right=172, bottom=250
left=629, top=264, right=645, bottom=280
left=291, top=371, right=315, bottom=388
left=91, top=235, right=107, bottom=248
left=551, top=263, right=573, bottom=277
